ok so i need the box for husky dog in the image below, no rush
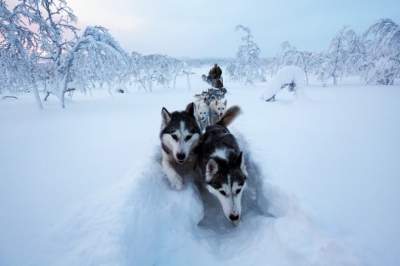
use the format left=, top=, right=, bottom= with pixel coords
left=160, top=103, right=201, bottom=190
left=196, top=106, right=247, bottom=225
left=209, top=99, right=227, bottom=124
left=194, top=100, right=210, bottom=132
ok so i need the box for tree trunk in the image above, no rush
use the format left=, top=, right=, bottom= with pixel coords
left=32, top=85, right=43, bottom=110
left=304, top=70, right=309, bottom=85
left=186, top=74, right=191, bottom=91
left=60, top=74, right=68, bottom=108
left=173, top=76, right=177, bottom=89
left=60, top=88, right=65, bottom=108
left=30, top=70, right=43, bottom=110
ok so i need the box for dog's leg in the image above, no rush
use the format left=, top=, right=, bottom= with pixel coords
left=202, top=118, right=209, bottom=131
left=161, top=154, right=184, bottom=190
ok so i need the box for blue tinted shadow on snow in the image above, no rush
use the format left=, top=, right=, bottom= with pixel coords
left=121, top=135, right=294, bottom=266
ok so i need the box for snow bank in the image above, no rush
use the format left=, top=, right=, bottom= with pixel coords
left=263, top=66, right=306, bottom=101
left=50, top=138, right=360, bottom=266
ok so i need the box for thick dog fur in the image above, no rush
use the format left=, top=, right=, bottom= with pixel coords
left=195, top=105, right=247, bottom=225
left=160, top=103, right=201, bottom=190
left=194, top=100, right=210, bottom=132
left=209, top=99, right=227, bottom=125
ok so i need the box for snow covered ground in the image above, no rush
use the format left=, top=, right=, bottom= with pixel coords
left=0, top=72, right=399, bottom=266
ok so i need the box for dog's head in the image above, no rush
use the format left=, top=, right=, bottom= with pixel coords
left=160, top=103, right=201, bottom=164
left=195, top=101, right=210, bottom=123
left=205, top=151, right=247, bottom=225
left=210, top=99, right=227, bottom=117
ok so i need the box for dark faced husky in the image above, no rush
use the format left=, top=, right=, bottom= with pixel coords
left=196, top=106, right=247, bottom=225
left=160, top=103, right=202, bottom=190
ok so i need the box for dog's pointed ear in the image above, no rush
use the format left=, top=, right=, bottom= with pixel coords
left=185, top=102, right=195, bottom=117
left=236, top=152, right=243, bottom=166
left=237, top=152, right=248, bottom=175
left=161, top=107, right=171, bottom=126
left=206, top=159, right=218, bottom=182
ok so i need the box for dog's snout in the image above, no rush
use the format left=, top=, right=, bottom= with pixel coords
left=229, top=214, right=240, bottom=222
left=176, top=153, right=186, bottom=162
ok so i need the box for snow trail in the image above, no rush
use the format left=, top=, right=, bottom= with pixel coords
left=48, top=141, right=360, bottom=266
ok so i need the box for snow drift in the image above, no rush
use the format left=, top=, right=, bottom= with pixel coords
left=263, top=66, right=306, bottom=101
left=47, top=135, right=360, bottom=266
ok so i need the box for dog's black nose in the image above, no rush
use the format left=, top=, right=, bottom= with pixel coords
left=176, top=153, right=186, bottom=161
left=229, top=214, right=240, bottom=222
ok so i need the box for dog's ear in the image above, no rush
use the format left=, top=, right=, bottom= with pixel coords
left=235, top=152, right=243, bottom=166
left=185, top=102, right=195, bottom=117
left=161, top=107, right=171, bottom=126
left=236, top=152, right=248, bottom=175
left=206, top=159, right=218, bottom=182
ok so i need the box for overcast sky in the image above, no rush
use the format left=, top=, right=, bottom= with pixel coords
left=48, top=0, right=400, bottom=57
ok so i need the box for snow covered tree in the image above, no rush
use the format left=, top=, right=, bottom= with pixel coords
left=321, top=27, right=350, bottom=85
left=0, top=0, right=42, bottom=108
left=343, top=29, right=367, bottom=76
left=227, top=25, right=265, bottom=83
left=274, top=41, right=296, bottom=70
left=362, top=19, right=400, bottom=85
left=311, top=27, right=367, bottom=84
left=262, top=65, right=306, bottom=101
left=14, top=0, right=78, bottom=65
left=125, top=51, right=144, bottom=89
left=14, top=0, right=78, bottom=101
left=273, top=42, right=314, bottom=85
left=131, top=54, right=185, bottom=92
left=59, top=26, right=129, bottom=107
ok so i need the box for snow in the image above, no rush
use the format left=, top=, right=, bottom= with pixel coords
left=0, top=72, right=399, bottom=266
left=262, top=65, right=306, bottom=101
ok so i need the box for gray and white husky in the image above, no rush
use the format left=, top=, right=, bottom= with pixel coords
left=195, top=106, right=247, bottom=225
left=160, top=103, right=202, bottom=190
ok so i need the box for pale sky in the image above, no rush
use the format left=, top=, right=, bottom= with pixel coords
left=12, top=0, right=400, bottom=57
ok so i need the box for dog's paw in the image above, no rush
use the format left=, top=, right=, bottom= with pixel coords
left=169, top=177, right=184, bottom=190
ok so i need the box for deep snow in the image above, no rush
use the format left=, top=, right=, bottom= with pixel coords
left=0, top=72, right=399, bottom=266
left=262, top=65, right=306, bottom=101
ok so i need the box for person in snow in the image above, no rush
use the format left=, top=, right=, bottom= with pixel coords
left=206, top=64, right=224, bottom=89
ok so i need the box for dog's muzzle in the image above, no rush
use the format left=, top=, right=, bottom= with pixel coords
left=176, top=153, right=186, bottom=164
left=229, top=214, right=240, bottom=225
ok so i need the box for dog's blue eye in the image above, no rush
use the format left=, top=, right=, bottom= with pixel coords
left=171, top=134, right=178, bottom=141
left=184, top=135, right=192, bottom=141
